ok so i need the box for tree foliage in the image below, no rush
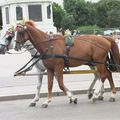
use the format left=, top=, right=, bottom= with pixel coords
left=52, top=2, right=75, bottom=31
left=52, top=2, right=65, bottom=30
left=61, top=13, right=75, bottom=30
left=62, top=0, right=120, bottom=29
left=64, top=0, right=97, bottom=26
left=96, top=0, right=120, bottom=28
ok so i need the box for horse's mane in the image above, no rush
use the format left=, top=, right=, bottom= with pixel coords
left=24, top=20, right=64, bottom=40
left=25, top=20, right=36, bottom=28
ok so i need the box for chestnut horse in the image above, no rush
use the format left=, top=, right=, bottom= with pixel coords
left=14, top=20, right=120, bottom=108
left=0, top=27, right=100, bottom=107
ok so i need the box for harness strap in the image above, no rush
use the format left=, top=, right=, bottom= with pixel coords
left=39, top=54, right=120, bottom=68
left=64, top=46, right=71, bottom=71
left=15, top=57, right=40, bottom=76
left=31, top=54, right=40, bottom=58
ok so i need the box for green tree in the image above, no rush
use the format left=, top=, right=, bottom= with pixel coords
left=95, top=0, right=120, bottom=28
left=73, top=0, right=91, bottom=26
left=52, top=2, right=75, bottom=31
left=61, top=13, right=75, bottom=30
left=64, top=0, right=77, bottom=13
left=52, top=2, right=65, bottom=30
left=86, top=2, right=97, bottom=25
left=64, top=0, right=97, bottom=27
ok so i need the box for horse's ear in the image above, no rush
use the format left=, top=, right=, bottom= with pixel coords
left=22, top=19, right=25, bottom=25
left=17, top=19, right=25, bottom=26
left=8, top=25, right=14, bottom=32
left=20, top=19, right=25, bottom=25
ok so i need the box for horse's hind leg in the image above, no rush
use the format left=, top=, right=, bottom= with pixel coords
left=88, top=66, right=99, bottom=99
left=92, top=65, right=107, bottom=102
left=93, top=65, right=116, bottom=102
left=106, top=71, right=116, bottom=102
left=92, top=79, right=104, bottom=102
left=100, top=68, right=116, bottom=102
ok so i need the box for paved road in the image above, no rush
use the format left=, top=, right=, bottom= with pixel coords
left=0, top=92, right=120, bottom=120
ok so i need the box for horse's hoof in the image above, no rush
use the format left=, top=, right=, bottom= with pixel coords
left=98, top=96, right=104, bottom=101
left=74, top=98, right=77, bottom=104
left=88, top=93, right=93, bottom=99
left=41, top=104, right=48, bottom=108
left=109, top=97, right=115, bottom=102
left=29, top=103, right=36, bottom=107
left=69, top=99, right=72, bottom=104
left=93, top=98, right=97, bottom=103
left=69, top=98, right=77, bottom=104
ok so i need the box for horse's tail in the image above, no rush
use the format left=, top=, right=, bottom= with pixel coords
left=104, top=36, right=120, bottom=71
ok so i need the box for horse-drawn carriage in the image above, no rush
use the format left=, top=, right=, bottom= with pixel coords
left=0, top=20, right=120, bottom=108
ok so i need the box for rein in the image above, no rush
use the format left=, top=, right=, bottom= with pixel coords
left=14, top=51, right=40, bottom=76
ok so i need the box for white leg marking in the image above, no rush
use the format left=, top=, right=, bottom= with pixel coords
left=66, top=91, right=76, bottom=101
left=93, top=80, right=104, bottom=99
left=42, top=98, right=52, bottom=107
left=30, top=75, right=43, bottom=105
left=110, top=92, right=115, bottom=99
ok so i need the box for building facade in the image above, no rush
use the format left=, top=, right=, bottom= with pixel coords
left=0, top=0, right=57, bottom=33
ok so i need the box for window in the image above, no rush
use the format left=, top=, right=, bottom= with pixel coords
left=5, top=7, right=9, bottom=24
left=28, top=5, right=42, bottom=21
left=47, top=5, right=51, bottom=19
left=16, top=6, right=23, bottom=20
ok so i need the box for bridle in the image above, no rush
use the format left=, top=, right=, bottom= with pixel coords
left=14, top=24, right=53, bottom=53
left=15, top=24, right=28, bottom=44
left=14, top=24, right=29, bottom=51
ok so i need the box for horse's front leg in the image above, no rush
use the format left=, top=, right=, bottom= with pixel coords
left=41, top=69, right=54, bottom=108
left=64, top=85, right=77, bottom=104
left=29, top=74, right=43, bottom=107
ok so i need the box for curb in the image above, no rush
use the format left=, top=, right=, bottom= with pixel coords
left=0, top=87, right=120, bottom=101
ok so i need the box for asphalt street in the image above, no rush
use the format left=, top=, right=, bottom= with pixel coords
left=0, top=92, right=120, bottom=120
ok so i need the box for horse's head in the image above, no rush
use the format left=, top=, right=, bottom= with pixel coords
left=0, top=27, right=15, bottom=54
left=14, top=23, right=29, bottom=51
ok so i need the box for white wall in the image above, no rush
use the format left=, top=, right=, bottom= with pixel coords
left=0, top=0, right=57, bottom=34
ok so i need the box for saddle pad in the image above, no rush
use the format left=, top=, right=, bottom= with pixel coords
left=65, top=36, right=74, bottom=46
